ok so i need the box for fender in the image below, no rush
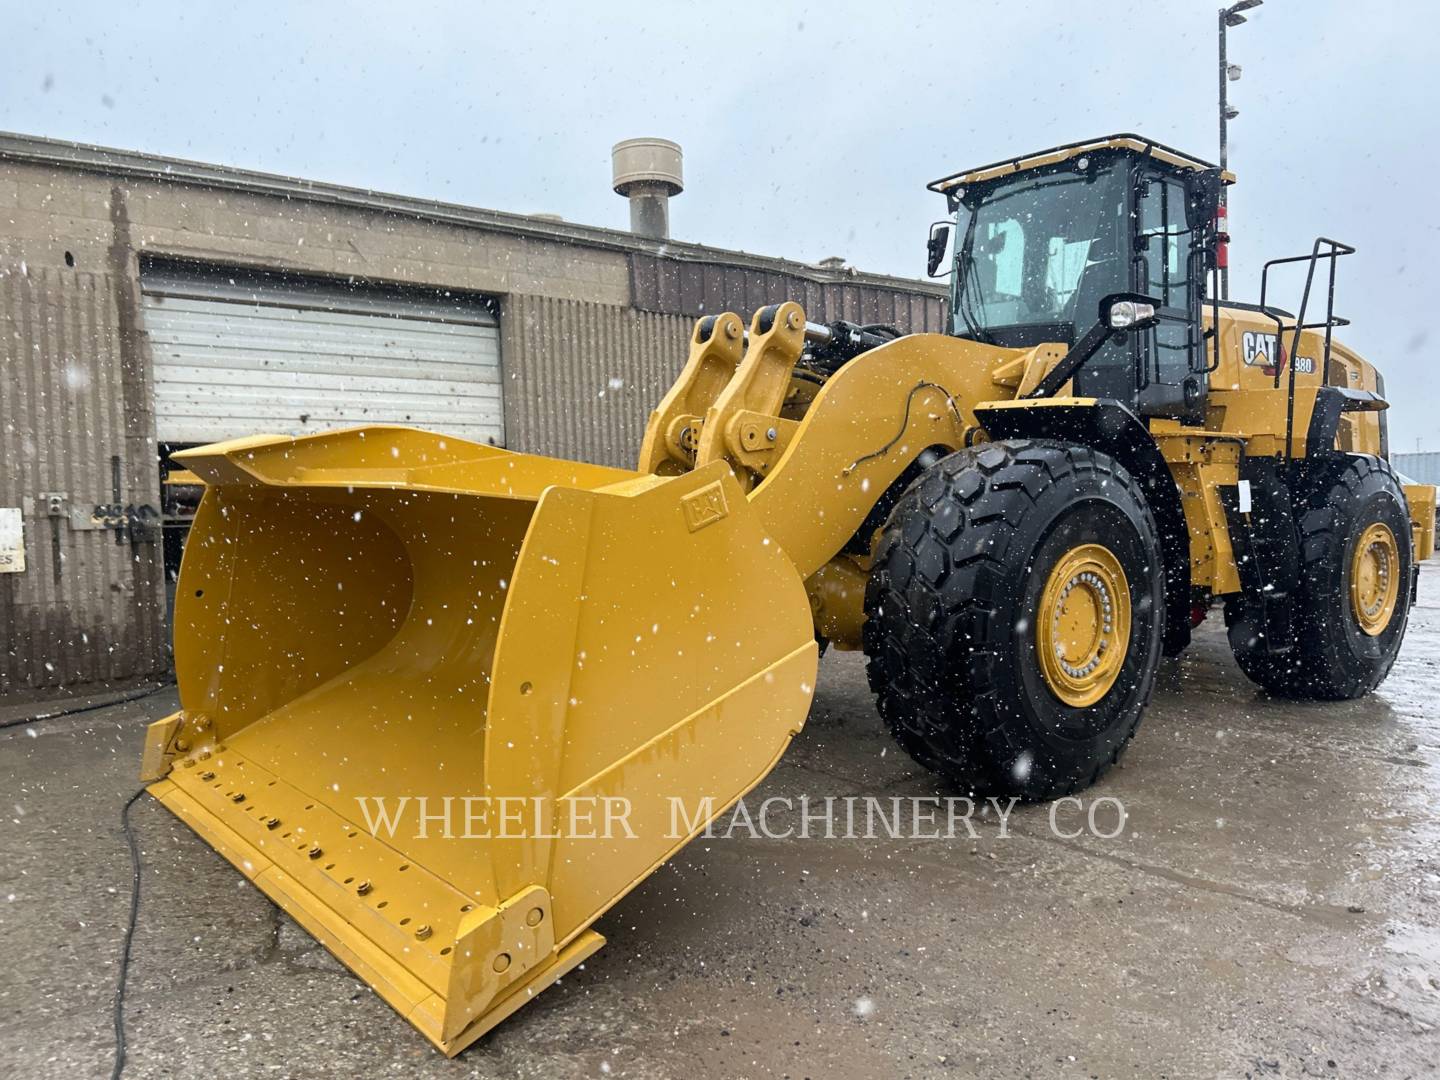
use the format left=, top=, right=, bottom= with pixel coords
left=1304, top=386, right=1387, bottom=457
left=973, top=397, right=1193, bottom=657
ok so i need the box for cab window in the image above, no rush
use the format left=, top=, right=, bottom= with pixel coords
left=1138, top=177, right=1193, bottom=311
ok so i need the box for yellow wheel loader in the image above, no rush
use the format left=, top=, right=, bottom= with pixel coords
left=140, top=134, right=1436, bottom=1053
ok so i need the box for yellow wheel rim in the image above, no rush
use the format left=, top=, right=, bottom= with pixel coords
left=1349, top=521, right=1400, bottom=636
left=1037, top=543, right=1131, bottom=708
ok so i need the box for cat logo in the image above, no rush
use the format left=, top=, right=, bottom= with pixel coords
left=1241, top=331, right=1314, bottom=378
left=681, top=479, right=729, bottom=533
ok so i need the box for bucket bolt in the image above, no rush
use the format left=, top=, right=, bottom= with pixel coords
left=308, top=844, right=323, bottom=859
left=231, top=792, right=246, bottom=804
left=200, top=770, right=215, bottom=781
left=356, top=880, right=373, bottom=896
left=492, top=952, right=512, bottom=972
left=414, top=925, right=433, bottom=941
left=265, top=817, right=280, bottom=830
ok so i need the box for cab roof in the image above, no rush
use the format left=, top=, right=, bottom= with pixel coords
left=928, top=133, right=1233, bottom=195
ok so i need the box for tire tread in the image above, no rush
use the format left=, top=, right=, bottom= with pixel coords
left=863, top=439, right=1162, bottom=800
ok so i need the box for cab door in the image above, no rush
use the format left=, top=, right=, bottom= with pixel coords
left=1133, top=171, right=1206, bottom=422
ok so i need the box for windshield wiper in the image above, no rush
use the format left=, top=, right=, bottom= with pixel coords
left=955, top=254, right=990, bottom=344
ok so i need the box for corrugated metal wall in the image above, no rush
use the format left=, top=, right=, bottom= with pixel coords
left=0, top=265, right=168, bottom=690
left=1392, top=452, right=1440, bottom=485
left=501, top=294, right=693, bottom=468
left=629, top=253, right=947, bottom=332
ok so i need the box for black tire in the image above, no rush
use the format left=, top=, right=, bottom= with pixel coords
left=1229, top=455, right=1412, bottom=699
left=863, top=439, right=1165, bottom=800
left=1224, top=597, right=1305, bottom=695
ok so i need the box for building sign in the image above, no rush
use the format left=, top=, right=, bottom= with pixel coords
left=0, top=508, right=24, bottom=573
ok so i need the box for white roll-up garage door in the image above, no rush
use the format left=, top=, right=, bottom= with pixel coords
left=140, top=260, right=503, bottom=445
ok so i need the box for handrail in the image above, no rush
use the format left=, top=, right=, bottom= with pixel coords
left=1258, top=238, right=1356, bottom=460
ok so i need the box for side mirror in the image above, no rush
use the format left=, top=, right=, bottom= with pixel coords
left=1101, top=292, right=1163, bottom=331
left=926, top=222, right=952, bottom=278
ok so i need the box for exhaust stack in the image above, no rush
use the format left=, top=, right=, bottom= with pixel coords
left=612, top=138, right=683, bottom=240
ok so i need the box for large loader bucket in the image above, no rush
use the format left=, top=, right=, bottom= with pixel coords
left=141, top=426, right=818, bottom=1054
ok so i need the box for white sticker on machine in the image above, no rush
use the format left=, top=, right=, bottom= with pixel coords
left=0, top=508, right=25, bottom=573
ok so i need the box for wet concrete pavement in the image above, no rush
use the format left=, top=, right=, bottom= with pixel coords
left=3, top=570, right=1439, bottom=1079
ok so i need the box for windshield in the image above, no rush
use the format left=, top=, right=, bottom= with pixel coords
left=952, top=166, right=1127, bottom=343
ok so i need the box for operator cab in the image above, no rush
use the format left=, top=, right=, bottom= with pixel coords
left=928, top=135, right=1225, bottom=424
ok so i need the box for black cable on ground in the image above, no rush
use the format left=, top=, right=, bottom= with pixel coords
left=1, top=684, right=168, bottom=1075
left=0, top=682, right=174, bottom=731
left=112, top=787, right=147, bottom=1080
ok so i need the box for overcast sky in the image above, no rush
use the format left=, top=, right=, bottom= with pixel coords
left=5, top=1, right=1439, bottom=448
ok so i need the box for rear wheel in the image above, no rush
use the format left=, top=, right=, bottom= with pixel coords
left=1229, top=455, right=1412, bottom=699
left=863, top=440, right=1164, bottom=800
left=1224, top=599, right=1304, bottom=695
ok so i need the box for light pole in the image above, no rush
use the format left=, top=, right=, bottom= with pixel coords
left=1219, top=0, right=1262, bottom=300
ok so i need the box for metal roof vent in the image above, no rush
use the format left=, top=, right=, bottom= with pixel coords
left=612, top=138, right=683, bottom=240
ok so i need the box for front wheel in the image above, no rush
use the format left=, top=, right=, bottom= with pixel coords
left=863, top=440, right=1165, bottom=801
